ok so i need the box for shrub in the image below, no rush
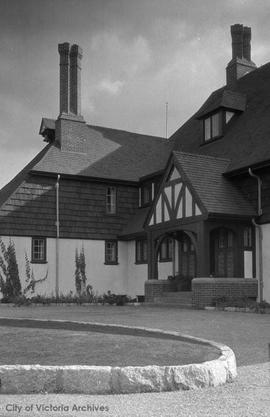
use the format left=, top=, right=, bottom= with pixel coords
left=0, top=238, right=21, bottom=301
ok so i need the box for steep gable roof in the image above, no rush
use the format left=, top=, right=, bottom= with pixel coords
left=172, top=62, right=270, bottom=174
left=173, top=151, right=256, bottom=216
left=34, top=123, right=173, bottom=182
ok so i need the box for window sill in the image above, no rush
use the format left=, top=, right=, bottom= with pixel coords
left=104, top=262, right=119, bottom=265
left=31, top=260, right=48, bottom=264
left=135, top=261, right=148, bottom=265
left=159, top=258, right=172, bottom=263
left=200, top=134, right=223, bottom=146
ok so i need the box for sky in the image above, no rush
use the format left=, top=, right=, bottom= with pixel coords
left=0, top=0, right=270, bottom=188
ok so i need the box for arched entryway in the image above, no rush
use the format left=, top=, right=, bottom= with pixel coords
left=154, top=231, right=197, bottom=291
left=210, top=228, right=236, bottom=277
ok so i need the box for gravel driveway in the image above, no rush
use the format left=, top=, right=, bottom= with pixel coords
left=0, top=304, right=269, bottom=416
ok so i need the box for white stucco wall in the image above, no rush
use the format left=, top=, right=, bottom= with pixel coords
left=0, top=236, right=149, bottom=298
left=261, top=224, right=270, bottom=303
left=127, top=241, right=147, bottom=297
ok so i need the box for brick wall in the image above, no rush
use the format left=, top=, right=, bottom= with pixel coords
left=192, top=277, right=258, bottom=308
left=145, top=279, right=176, bottom=302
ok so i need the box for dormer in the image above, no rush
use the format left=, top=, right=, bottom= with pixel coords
left=39, top=118, right=56, bottom=143
left=196, top=89, right=246, bottom=143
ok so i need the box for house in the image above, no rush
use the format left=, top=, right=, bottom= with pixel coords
left=0, top=24, right=270, bottom=306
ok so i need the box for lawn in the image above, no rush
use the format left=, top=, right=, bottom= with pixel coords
left=0, top=325, right=218, bottom=366
left=0, top=304, right=269, bottom=366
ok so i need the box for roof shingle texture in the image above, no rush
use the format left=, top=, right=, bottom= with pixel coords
left=34, top=125, right=173, bottom=182
left=173, top=151, right=256, bottom=216
left=172, top=62, right=270, bottom=173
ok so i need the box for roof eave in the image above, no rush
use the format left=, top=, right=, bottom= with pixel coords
left=225, top=159, right=270, bottom=178
left=30, top=169, right=139, bottom=186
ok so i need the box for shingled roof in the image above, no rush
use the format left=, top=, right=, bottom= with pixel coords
left=171, top=62, right=270, bottom=174
left=34, top=123, right=173, bottom=182
left=173, top=151, right=256, bottom=217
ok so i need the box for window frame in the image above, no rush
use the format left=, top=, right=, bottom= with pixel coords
left=140, top=182, right=152, bottom=207
left=31, top=237, right=47, bottom=264
left=135, top=239, right=148, bottom=264
left=104, top=240, right=118, bottom=265
left=203, top=111, right=222, bottom=142
left=106, top=186, right=117, bottom=215
left=203, top=109, right=236, bottom=143
left=244, top=226, right=253, bottom=249
left=159, top=237, right=173, bottom=262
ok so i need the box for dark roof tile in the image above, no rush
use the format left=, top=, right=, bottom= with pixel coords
left=172, top=62, right=270, bottom=173
left=173, top=151, right=256, bottom=216
left=34, top=124, right=173, bottom=182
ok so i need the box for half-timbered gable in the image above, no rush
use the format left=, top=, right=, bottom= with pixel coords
left=147, top=155, right=205, bottom=229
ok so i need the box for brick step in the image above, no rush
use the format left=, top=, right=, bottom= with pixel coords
left=143, top=302, right=193, bottom=309
left=162, top=291, right=192, bottom=299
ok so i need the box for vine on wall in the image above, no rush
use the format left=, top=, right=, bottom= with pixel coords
left=75, top=246, right=87, bottom=295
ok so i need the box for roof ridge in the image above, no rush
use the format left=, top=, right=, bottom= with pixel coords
left=87, top=123, right=166, bottom=140
left=173, top=150, right=231, bottom=163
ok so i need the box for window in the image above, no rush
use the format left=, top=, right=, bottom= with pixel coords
left=105, top=240, right=118, bottom=264
left=159, top=238, right=173, bottom=262
left=140, top=183, right=152, bottom=206
left=218, top=229, right=233, bottom=249
left=136, top=239, right=148, bottom=263
left=244, top=227, right=252, bottom=249
left=204, top=112, right=222, bottom=141
left=106, top=187, right=116, bottom=214
left=203, top=110, right=235, bottom=142
left=31, top=237, right=47, bottom=263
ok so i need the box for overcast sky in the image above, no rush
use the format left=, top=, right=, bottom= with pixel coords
left=0, top=0, right=270, bottom=188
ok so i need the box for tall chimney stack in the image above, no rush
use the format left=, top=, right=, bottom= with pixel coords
left=58, top=42, right=71, bottom=115
left=226, top=24, right=256, bottom=89
left=70, top=44, right=83, bottom=116
left=231, top=24, right=243, bottom=59
left=243, top=26, right=251, bottom=61
left=56, top=42, right=88, bottom=153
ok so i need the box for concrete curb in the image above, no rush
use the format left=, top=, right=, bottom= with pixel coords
left=0, top=317, right=237, bottom=394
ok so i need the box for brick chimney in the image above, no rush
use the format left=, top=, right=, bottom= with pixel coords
left=56, top=43, right=89, bottom=152
left=226, top=24, right=256, bottom=89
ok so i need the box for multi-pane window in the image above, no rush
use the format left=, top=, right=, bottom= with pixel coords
left=106, top=187, right=116, bottom=214
left=204, top=110, right=235, bottom=142
left=204, top=112, right=222, bottom=141
left=159, top=238, right=173, bottom=261
left=244, top=227, right=252, bottom=249
left=136, top=239, right=148, bottom=263
left=218, top=229, right=233, bottom=249
left=105, top=240, right=118, bottom=264
left=140, top=183, right=152, bottom=206
left=31, top=237, right=46, bottom=263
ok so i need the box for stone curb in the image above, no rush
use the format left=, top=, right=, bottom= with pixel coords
left=0, top=317, right=237, bottom=394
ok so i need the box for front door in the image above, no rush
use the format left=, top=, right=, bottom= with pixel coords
left=178, top=234, right=196, bottom=291
left=210, top=228, right=235, bottom=277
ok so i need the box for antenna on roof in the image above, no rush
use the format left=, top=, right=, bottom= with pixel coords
left=165, top=102, right=168, bottom=140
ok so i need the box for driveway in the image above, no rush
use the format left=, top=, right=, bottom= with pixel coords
left=0, top=305, right=269, bottom=416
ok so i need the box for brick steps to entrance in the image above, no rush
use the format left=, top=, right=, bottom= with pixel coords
left=147, top=291, right=193, bottom=308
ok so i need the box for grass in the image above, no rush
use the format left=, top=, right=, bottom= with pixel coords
left=0, top=304, right=269, bottom=366
left=0, top=325, right=218, bottom=366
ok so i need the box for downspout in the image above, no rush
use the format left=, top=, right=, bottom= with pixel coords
left=55, top=174, right=60, bottom=298
left=248, top=168, right=263, bottom=302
